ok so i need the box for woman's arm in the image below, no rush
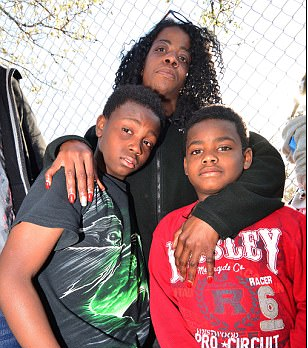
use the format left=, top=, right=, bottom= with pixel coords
left=0, top=222, right=63, bottom=348
left=175, top=132, right=285, bottom=282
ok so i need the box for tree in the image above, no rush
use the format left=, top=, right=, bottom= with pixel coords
left=199, top=0, right=241, bottom=33
left=0, top=0, right=104, bottom=86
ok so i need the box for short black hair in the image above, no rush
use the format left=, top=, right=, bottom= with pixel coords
left=185, top=105, right=250, bottom=150
left=103, top=84, right=165, bottom=126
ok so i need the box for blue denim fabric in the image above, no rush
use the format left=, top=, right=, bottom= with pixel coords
left=0, top=311, right=21, bottom=348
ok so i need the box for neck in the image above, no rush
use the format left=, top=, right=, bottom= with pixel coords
left=162, top=98, right=176, bottom=118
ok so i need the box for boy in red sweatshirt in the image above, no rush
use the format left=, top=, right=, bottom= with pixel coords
left=149, top=104, right=306, bottom=348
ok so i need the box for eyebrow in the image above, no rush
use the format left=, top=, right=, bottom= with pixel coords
left=215, top=136, right=237, bottom=143
left=122, top=117, right=159, bottom=136
left=187, top=136, right=237, bottom=147
left=155, top=39, right=191, bottom=53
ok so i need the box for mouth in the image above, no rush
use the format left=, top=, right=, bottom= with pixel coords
left=120, top=156, right=138, bottom=169
left=156, top=68, right=176, bottom=80
left=199, top=167, right=222, bottom=177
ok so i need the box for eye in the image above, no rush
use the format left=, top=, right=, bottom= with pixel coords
left=218, top=146, right=232, bottom=151
left=143, top=139, right=154, bottom=149
left=178, top=55, right=189, bottom=64
left=122, top=127, right=132, bottom=135
left=191, top=149, right=202, bottom=155
left=155, top=46, right=165, bottom=53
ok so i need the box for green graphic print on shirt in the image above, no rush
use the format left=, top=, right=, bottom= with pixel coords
left=43, top=187, right=150, bottom=347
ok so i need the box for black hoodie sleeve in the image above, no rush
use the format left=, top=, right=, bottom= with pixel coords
left=192, top=131, right=285, bottom=239
left=43, top=125, right=97, bottom=168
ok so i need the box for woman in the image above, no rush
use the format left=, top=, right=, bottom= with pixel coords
left=44, top=15, right=285, bottom=285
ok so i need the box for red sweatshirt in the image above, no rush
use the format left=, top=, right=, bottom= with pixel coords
left=149, top=205, right=306, bottom=348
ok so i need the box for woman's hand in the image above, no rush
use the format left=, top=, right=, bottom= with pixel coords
left=44, top=140, right=104, bottom=206
left=173, top=216, right=219, bottom=286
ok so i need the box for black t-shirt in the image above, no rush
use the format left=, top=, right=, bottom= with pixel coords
left=14, top=169, right=150, bottom=348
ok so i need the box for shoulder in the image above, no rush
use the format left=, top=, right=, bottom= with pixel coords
left=34, top=168, right=66, bottom=194
left=248, top=131, right=282, bottom=160
left=283, top=115, right=306, bottom=134
left=154, top=202, right=197, bottom=236
left=15, top=169, right=82, bottom=235
left=164, top=202, right=196, bottom=221
left=248, top=131, right=268, bottom=145
left=254, top=206, right=306, bottom=231
left=0, top=66, right=22, bottom=80
left=248, top=131, right=276, bottom=152
left=18, top=168, right=71, bottom=216
left=275, top=205, right=306, bottom=220
left=272, top=206, right=306, bottom=252
left=9, top=69, right=23, bottom=97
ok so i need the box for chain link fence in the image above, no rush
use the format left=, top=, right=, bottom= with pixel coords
left=1, top=0, right=306, bottom=201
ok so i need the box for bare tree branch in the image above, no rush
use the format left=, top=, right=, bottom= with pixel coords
left=0, top=0, right=104, bottom=89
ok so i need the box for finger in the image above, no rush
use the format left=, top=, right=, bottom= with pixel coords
left=205, top=252, right=216, bottom=283
left=173, top=234, right=184, bottom=268
left=95, top=178, right=105, bottom=191
left=44, top=160, right=63, bottom=189
left=64, top=164, right=77, bottom=204
left=175, top=246, right=191, bottom=279
left=172, top=228, right=183, bottom=250
left=45, top=171, right=53, bottom=190
left=93, top=166, right=105, bottom=192
left=76, top=177, right=88, bottom=206
left=174, top=228, right=191, bottom=278
left=84, top=166, right=95, bottom=203
left=74, top=152, right=94, bottom=207
left=186, top=253, right=200, bottom=286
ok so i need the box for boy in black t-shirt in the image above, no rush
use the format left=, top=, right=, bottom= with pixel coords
left=0, top=85, right=164, bottom=348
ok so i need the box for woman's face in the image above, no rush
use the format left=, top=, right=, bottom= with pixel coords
left=142, top=26, right=191, bottom=104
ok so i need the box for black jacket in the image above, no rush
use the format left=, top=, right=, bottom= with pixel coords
left=0, top=66, right=46, bottom=213
left=44, top=117, right=285, bottom=264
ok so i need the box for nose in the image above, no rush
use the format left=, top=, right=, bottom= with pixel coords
left=202, top=152, right=218, bottom=164
left=129, top=141, right=142, bottom=156
left=164, top=52, right=178, bottom=67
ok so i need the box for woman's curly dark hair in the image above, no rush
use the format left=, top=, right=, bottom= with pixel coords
left=114, top=19, right=224, bottom=128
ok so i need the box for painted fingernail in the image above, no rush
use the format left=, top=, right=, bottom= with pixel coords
left=186, top=280, right=193, bottom=288
left=68, top=194, right=75, bottom=204
left=207, top=276, right=213, bottom=284
left=80, top=196, right=87, bottom=207
left=45, top=181, right=50, bottom=190
left=87, top=192, right=93, bottom=202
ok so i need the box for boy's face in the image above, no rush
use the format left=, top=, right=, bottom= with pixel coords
left=95, top=101, right=160, bottom=180
left=184, top=118, right=252, bottom=201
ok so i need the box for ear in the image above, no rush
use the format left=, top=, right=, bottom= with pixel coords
left=243, top=148, right=253, bottom=170
left=183, top=157, right=188, bottom=175
left=96, top=115, right=107, bottom=137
